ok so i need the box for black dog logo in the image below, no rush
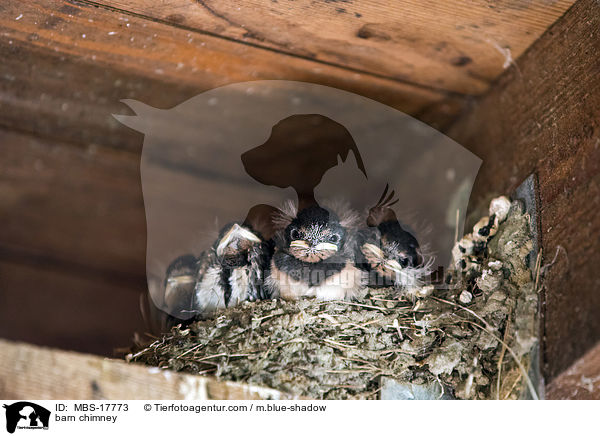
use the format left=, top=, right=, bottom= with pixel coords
left=241, top=114, right=367, bottom=211
left=3, top=402, right=50, bottom=433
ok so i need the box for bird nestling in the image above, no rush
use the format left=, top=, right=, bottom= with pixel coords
left=356, top=185, right=432, bottom=293
left=266, top=201, right=366, bottom=301
left=163, top=222, right=272, bottom=319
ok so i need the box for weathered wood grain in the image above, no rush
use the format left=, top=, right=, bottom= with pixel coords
left=0, top=339, right=292, bottom=399
left=546, top=342, right=600, bottom=400
left=89, top=0, right=575, bottom=95
left=448, top=0, right=600, bottom=381
left=0, top=0, right=461, bottom=144
left=0, top=128, right=146, bottom=278
left=0, top=260, right=145, bottom=357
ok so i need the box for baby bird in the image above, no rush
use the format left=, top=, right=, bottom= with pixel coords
left=356, top=185, right=429, bottom=291
left=162, top=253, right=200, bottom=318
left=266, top=202, right=366, bottom=301
left=164, top=222, right=271, bottom=319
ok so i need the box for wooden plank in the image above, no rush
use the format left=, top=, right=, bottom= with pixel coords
left=0, top=260, right=145, bottom=357
left=88, top=0, right=575, bottom=95
left=0, top=128, right=146, bottom=278
left=447, top=0, right=600, bottom=380
left=546, top=342, right=600, bottom=400
left=0, top=0, right=460, bottom=148
left=0, top=339, right=292, bottom=399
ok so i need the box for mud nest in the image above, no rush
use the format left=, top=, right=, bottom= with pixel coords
left=128, top=198, right=539, bottom=400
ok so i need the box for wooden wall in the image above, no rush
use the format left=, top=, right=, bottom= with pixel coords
left=547, top=342, right=600, bottom=400
left=448, top=0, right=600, bottom=381
left=1, top=0, right=597, bottom=390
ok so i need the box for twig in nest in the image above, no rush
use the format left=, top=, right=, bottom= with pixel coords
left=196, top=352, right=252, bottom=362
left=534, top=249, right=543, bottom=293
left=319, top=300, right=390, bottom=312
left=175, top=342, right=205, bottom=359
left=504, top=371, right=523, bottom=400
left=327, top=384, right=365, bottom=389
left=127, top=339, right=162, bottom=361
left=327, top=368, right=377, bottom=374
left=339, top=356, right=379, bottom=367
left=377, top=348, right=418, bottom=356
left=496, top=318, right=511, bottom=400
left=369, top=297, right=404, bottom=303
left=322, top=338, right=357, bottom=349
left=252, top=310, right=285, bottom=324
left=356, top=318, right=391, bottom=328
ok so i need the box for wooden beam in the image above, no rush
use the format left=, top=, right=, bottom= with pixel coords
left=447, top=0, right=600, bottom=380
left=0, top=128, right=146, bottom=278
left=547, top=342, right=600, bottom=400
left=0, top=339, right=292, bottom=399
left=86, top=0, right=574, bottom=95
left=0, top=0, right=461, bottom=145
left=0, top=260, right=145, bottom=357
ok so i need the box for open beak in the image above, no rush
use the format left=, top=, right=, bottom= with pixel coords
left=363, top=243, right=405, bottom=273
left=290, top=240, right=338, bottom=252
left=314, top=242, right=338, bottom=252
left=290, top=240, right=310, bottom=249
left=363, top=243, right=384, bottom=260
left=384, top=259, right=404, bottom=273
left=217, top=223, right=261, bottom=256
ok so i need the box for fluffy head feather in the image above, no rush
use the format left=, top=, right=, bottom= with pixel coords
left=272, top=198, right=360, bottom=231
left=271, top=199, right=298, bottom=231
left=320, top=198, right=361, bottom=229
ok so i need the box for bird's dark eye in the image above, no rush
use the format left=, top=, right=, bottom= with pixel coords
left=329, top=234, right=340, bottom=244
left=290, top=228, right=300, bottom=240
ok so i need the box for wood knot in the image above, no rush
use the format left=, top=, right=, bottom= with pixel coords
left=166, top=13, right=186, bottom=24
left=451, top=56, right=473, bottom=67
left=356, top=24, right=391, bottom=41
